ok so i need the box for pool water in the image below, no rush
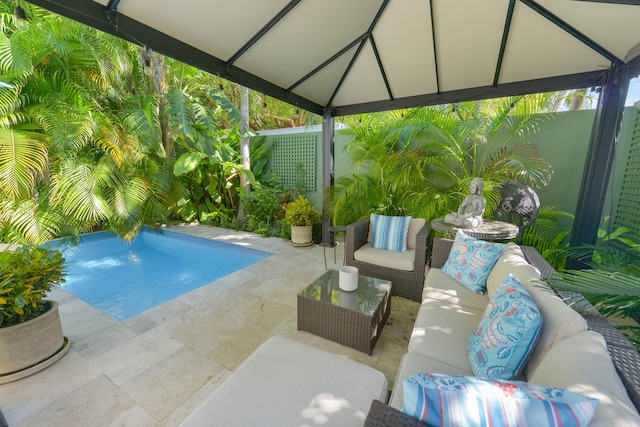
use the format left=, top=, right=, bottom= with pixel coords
left=44, top=229, right=272, bottom=321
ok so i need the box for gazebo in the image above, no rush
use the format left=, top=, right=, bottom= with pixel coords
left=28, top=0, right=640, bottom=250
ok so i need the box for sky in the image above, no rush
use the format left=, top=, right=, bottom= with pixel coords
left=578, top=76, right=639, bottom=110
left=625, top=76, right=640, bottom=107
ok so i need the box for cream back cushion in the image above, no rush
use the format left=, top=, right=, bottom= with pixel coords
left=521, top=279, right=588, bottom=376
left=407, top=218, right=426, bottom=249
left=528, top=331, right=640, bottom=427
left=486, top=243, right=540, bottom=298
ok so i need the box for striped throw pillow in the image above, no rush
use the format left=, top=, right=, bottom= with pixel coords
left=403, top=373, right=598, bottom=427
left=370, top=214, right=412, bottom=252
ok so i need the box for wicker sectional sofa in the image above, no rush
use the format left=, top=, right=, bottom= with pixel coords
left=368, top=237, right=640, bottom=426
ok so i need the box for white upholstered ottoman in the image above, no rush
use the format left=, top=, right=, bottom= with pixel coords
left=179, top=335, right=388, bottom=426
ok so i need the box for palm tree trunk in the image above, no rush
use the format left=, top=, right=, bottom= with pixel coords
left=237, top=86, right=250, bottom=221
left=143, top=49, right=173, bottom=158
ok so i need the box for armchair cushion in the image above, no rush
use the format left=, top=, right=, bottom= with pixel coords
left=407, top=218, right=427, bottom=249
left=354, top=245, right=416, bottom=271
left=422, top=268, right=489, bottom=310
left=370, top=214, right=412, bottom=252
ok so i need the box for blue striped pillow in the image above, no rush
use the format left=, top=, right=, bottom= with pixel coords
left=403, top=373, right=598, bottom=427
left=370, top=214, right=412, bottom=252
left=468, top=274, right=542, bottom=380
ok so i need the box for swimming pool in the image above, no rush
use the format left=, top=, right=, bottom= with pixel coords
left=44, top=229, right=272, bottom=321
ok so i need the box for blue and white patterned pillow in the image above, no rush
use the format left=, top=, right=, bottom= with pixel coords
left=370, top=214, right=412, bottom=252
left=441, top=230, right=504, bottom=294
left=468, top=274, right=542, bottom=379
left=402, top=373, right=598, bottom=427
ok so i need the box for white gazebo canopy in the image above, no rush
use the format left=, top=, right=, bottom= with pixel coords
left=27, top=0, right=640, bottom=115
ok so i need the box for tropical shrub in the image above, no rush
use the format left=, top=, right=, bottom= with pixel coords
left=546, top=227, right=640, bottom=349
left=521, top=206, right=574, bottom=270
left=238, top=183, right=289, bottom=236
left=0, top=4, right=272, bottom=243
left=0, top=3, right=174, bottom=243
left=329, top=96, right=555, bottom=225
left=285, top=196, right=320, bottom=227
left=0, top=246, right=66, bottom=327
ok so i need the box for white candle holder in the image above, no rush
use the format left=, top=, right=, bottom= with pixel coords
left=339, top=266, right=359, bottom=291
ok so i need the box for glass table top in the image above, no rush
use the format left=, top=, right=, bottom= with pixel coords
left=298, top=269, right=391, bottom=316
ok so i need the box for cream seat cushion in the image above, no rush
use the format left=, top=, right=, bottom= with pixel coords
left=388, top=352, right=474, bottom=411
left=356, top=217, right=426, bottom=272
left=408, top=299, right=484, bottom=371
left=487, top=243, right=588, bottom=374
left=354, top=245, right=415, bottom=271
left=486, top=242, right=541, bottom=298
left=520, top=278, right=588, bottom=376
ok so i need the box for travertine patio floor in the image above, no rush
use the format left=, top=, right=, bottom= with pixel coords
left=0, top=224, right=419, bottom=426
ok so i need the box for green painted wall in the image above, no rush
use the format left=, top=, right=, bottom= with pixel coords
left=525, top=110, right=594, bottom=215
left=260, top=107, right=636, bottom=220
left=525, top=107, right=634, bottom=217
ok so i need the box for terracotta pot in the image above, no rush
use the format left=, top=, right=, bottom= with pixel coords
left=291, top=225, right=313, bottom=247
left=0, top=300, right=68, bottom=382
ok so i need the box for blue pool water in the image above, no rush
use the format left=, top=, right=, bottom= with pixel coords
left=44, top=229, right=272, bottom=321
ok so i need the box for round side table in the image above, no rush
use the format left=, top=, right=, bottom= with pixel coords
left=431, top=218, right=519, bottom=241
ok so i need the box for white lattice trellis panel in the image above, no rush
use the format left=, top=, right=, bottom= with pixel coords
left=271, top=134, right=316, bottom=191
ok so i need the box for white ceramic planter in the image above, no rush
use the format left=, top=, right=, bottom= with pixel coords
left=290, top=225, right=313, bottom=247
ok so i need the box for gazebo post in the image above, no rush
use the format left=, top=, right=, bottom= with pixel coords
left=321, top=109, right=335, bottom=246
left=568, top=64, right=635, bottom=267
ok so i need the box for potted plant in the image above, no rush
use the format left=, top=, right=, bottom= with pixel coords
left=0, top=245, right=69, bottom=383
left=285, top=196, right=320, bottom=247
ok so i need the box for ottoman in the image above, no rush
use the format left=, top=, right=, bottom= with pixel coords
left=179, top=335, right=388, bottom=426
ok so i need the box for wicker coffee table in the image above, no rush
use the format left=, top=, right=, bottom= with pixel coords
left=297, top=270, right=392, bottom=355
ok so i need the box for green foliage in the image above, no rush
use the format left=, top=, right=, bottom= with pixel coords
left=0, top=5, right=279, bottom=244
left=0, top=245, right=66, bottom=327
left=328, top=96, right=555, bottom=225
left=285, top=196, right=320, bottom=226
left=248, top=136, right=273, bottom=181
left=546, top=227, right=640, bottom=350
left=0, top=5, right=177, bottom=244
left=168, top=86, right=255, bottom=226
left=521, top=207, right=574, bottom=270
left=240, top=183, right=286, bottom=220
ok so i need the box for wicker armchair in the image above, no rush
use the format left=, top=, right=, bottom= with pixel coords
left=345, top=217, right=431, bottom=302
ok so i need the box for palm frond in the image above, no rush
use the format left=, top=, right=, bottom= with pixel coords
left=0, top=31, right=32, bottom=74
left=52, top=157, right=115, bottom=222
left=0, top=128, right=48, bottom=201
left=549, top=270, right=639, bottom=296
